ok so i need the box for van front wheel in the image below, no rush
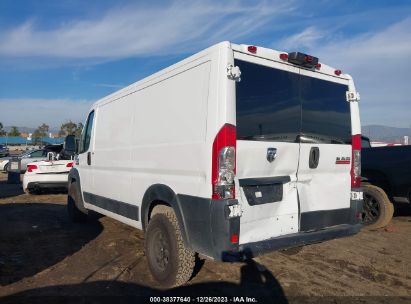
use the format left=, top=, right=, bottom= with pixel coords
left=145, top=206, right=195, bottom=287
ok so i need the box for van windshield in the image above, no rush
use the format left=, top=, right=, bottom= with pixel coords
left=235, top=59, right=352, bottom=144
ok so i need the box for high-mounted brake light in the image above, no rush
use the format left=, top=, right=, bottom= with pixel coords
left=288, top=52, right=319, bottom=68
left=212, top=124, right=236, bottom=200
left=247, top=45, right=257, bottom=54
left=27, top=164, right=38, bottom=172
left=351, top=134, right=361, bottom=188
left=305, top=55, right=313, bottom=62
left=315, top=63, right=321, bottom=70
left=279, top=53, right=288, bottom=60
left=335, top=69, right=342, bottom=76
left=66, top=162, right=73, bottom=168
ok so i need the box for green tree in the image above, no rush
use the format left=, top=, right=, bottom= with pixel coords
left=75, top=122, right=83, bottom=138
left=8, top=126, right=21, bottom=137
left=33, top=123, right=49, bottom=144
left=59, top=120, right=77, bottom=137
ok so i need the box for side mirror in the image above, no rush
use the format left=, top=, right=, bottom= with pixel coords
left=64, top=135, right=76, bottom=153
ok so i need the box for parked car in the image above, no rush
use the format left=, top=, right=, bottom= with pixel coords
left=22, top=136, right=77, bottom=193
left=67, top=42, right=363, bottom=287
left=23, top=160, right=73, bottom=194
left=0, top=144, right=63, bottom=173
left=361, top=136, right=411, bottom=228
left=0, top=144, right=9, bottom=157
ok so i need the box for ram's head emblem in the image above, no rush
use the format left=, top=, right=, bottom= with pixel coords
left=267, top=148, right=277, bottom=163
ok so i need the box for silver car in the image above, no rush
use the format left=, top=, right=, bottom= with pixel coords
left=0, top=149, right=49, bottom=172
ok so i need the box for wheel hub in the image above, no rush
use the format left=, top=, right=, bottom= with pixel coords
left=153, top=230, right=170, bottom=271
left=363, top=193, right=380, bottom=224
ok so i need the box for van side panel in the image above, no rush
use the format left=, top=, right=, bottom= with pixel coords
left=129, top=61, right=212, bottom=206
left=89, top=59, right=213, bottom=229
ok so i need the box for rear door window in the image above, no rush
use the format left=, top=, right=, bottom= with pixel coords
left=235, top=59, right=300, bottom=142
left=235, top=59, right=351, bottom=144
left=300, top=76, right=351, bottom=144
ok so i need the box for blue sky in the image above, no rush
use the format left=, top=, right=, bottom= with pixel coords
left=0, top=0, right=410, bottom=129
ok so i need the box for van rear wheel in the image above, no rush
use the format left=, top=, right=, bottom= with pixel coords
left=145, top=206, right=195, bottom=287
left=362, top=184, right=394, bottom=229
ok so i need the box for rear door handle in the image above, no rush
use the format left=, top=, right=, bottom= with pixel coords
left=309, top=147, right=320, bottom=169
left=87, top=152, right=91, bottom=166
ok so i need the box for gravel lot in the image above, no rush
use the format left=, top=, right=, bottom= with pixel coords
left=0, top=172, right=410, bottom=303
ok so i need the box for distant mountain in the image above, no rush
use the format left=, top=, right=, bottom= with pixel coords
left=362, top=125, right=411, bottom=143
left=3, top=126, right=59, bottom=134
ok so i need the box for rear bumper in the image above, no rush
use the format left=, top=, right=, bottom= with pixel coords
left=176, top=194, right=362, bottom=261
left=225, top=223, right=361, bottom=261
left=27, top=181, right=68, bottom=190
left=23, top=173, right=69, bottom=191
left=176, top=194, right=363, bottom=262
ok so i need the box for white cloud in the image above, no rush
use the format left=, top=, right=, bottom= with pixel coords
left=313, top=18, right=411, bottom=127
left=278, top=18, right=411, bottom=128
left=278, top=26, right=325, bottom=50
left=0, top=98, right=93, bottom=128
left=0, top=1, right=294, bottom=59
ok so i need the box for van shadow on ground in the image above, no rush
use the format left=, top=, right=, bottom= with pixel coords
left=1, top=259, right=288, bottom=304
left=0, top=178, right=24, bottom=199
left=0, top=203, right=103, bottom=286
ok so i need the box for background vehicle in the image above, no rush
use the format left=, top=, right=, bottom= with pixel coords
left=68, top=42, right=363, bottom=287
left=23, top=160, right=73, bottom=194
left=361, top=136, right=411, bottom=228
left=23, top=136, right=77, bottom=193
left=0, top=145, right=62, bottom=173
left=0, top=144, right=9, bottom=157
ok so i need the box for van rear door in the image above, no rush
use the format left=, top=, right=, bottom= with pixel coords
left=234, top=54, right=301, bottom=244
left=297, top=71, right=352, bottom=231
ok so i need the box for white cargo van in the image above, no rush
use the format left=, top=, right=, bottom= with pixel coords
left=68, top=41, right=363, bottom=287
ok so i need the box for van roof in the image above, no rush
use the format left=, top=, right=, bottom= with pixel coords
left=92, top=41, right=350, bottom=108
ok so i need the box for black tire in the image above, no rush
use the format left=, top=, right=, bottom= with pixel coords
left=4, top=163, right=10, bottom=172
left=67, top=182, right=88, bottom=222
left=362, top=184, right=394, bottom=229
left=145, top=205, right=195, bottom=287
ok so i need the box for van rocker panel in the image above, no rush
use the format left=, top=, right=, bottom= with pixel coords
left=83, top=192, right=139, bottom=221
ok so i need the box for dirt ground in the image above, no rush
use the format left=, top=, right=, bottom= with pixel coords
left=0, top=172, right=410, bottom=303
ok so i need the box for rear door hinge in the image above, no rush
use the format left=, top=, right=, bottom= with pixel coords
left=227, top=64, right=241, bottom=82
left=346, top=91, right=360, bottom=102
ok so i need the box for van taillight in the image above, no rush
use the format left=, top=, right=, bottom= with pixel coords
left=212, top=124, right=236, bottom=200
left=27, top=164, right=38, bottom=172
left=351, top=134, right=361, bottom=188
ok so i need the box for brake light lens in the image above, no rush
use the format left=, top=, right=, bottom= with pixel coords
left=231, top=233, right=239, bottom=244
left=66, top=162, right=73, bottom=168
left=247, top=45, right=257, bottom=54
left=212, top=124, right=236, bottom=200
left=351, top=134, right=361, bottom=188
left=279, top=53, right=289, bottom=60
left=27, top=164, right=38, bottom=172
